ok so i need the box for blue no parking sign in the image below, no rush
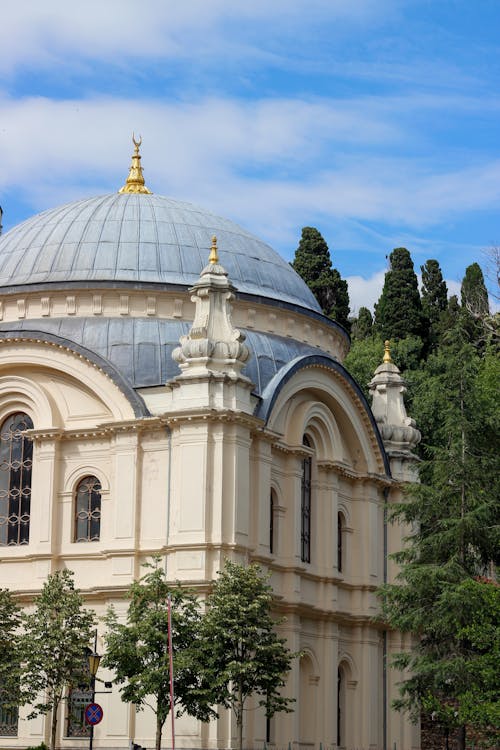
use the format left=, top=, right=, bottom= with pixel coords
left=84, top=703, right=104, bottom=725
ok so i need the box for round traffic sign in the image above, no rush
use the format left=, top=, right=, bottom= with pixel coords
left=84, top=703, right=103, bottom=725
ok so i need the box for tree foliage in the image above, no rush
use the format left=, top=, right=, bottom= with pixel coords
left=198, top=560, right=298, bottom=750
left=22, top=570, right=96, bottom=750
left=380, top=333, right=500, bottom=748
left=103, top=559, right=215, bottom=750
left=292, top=226, right=350, bottom=329
left=421, top=259, right=447, bottom=349
left=0, top=588, right=22, bottom=712
left=351, top=306, right=373, bottom=341
left=375, top=247, right=427, bottom=344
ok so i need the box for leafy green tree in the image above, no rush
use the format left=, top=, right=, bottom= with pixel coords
left=351, top=306, right=373, bottom=341
left=375, top=247, right=427, bottom=344
left=103, top=559, right=215, bottom=750
left=22, top=570, right=96, bottom=750
left=344, top=336, right=382, bottom=398
left=0, top=589, right=22, bottom=719
left=380, top=336, right=500, bottom=749
left=198, top=560, right=298, bottom=750
left=292, top=226, right=350, bottom=329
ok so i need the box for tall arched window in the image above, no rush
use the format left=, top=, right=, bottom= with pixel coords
left=301, top=436, right=312, bottom=563
left=270, top=490, right=275, bottom=554
left=337, top=512, right=345, bottom=573
left=0, top=412, right=33, bottom=546
left=74, top=476, right=101, bottom=542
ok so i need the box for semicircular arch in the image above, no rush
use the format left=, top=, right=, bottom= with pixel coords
left=259, top=356, right=388, bottom=476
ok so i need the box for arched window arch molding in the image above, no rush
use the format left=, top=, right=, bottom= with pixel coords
left=337, top=651, right=359, bottom=686
left=64, top=466, right=110, bottom=497
left=299, top=645, right=321, bottom=681
left=265, top=367, right=387, bottom=475
left=0, top=376, right=55, bottom=428
left=0, top=340, right=138, bottom=422
left=285, top=399, right=343, bottom=463
left=337, top=501, right=351, bottom=527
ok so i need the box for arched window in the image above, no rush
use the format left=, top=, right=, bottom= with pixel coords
left=270, top=490, right=275, bottom=554
left=0, top=412, right=33, bottom=546
left=337, top=512, right=345, bottom=573
left=301, top=436, right=312, bottom=563
left=74, top=476, right=101, bottom=542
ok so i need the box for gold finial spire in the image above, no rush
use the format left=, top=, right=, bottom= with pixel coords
left=209, top=235, right=219, bottom=265
left=383, top=340, right=392, bottom=363
left=118, top=134, right=152, bottom=194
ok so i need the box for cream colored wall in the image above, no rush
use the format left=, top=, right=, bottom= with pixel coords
left=0, top=335, right=418, bottom=750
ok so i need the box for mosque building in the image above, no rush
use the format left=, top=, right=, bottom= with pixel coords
left=0, top=140, right=421, bottom=750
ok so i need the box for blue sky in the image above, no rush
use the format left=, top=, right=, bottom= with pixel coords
left=1, top=0, right=499, bottom=311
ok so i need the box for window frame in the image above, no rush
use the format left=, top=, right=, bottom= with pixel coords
left=0, top=412, right=34, bottom=547
left=73, top=475, right=102, bottom=543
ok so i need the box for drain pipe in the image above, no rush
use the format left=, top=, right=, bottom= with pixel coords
left=165, top=424, right=172, bottom=574
left=382, top=485, right=389, bottom=750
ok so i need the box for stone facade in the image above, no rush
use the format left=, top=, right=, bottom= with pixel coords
left=0, top=183, right=420, bottom=750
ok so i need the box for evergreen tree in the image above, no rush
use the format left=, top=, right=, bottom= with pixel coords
left=421, top=259, right=447, bottom=348
left=292, top=227, right=350, bottom=329
left=103, top=558, right=215, bottom=750
left=460, top=262, right=497, bottom=344
left=22, top=570, right=96, bottom=750
left=351, top=306, right=373, bottom=341
left=461, top=262, right=489, bottom=317
left=374, top=247, right=427, bottom=344
left=380, top=333, right=500, bottom=749
left=198, top=560, right=298, bottom=750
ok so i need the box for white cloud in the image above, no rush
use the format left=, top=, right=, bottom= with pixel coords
left=347, top=271, right=386, bottom=314
left=0, top=1, right=391, bottom=74
left=1, top=93, right=499, bottom=251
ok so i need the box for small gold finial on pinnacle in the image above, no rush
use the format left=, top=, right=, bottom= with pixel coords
left=209, top=235, right=219, bottom=265
left=118, top=134, right=152, bottom=194
left=383, top=340, right=392, bottom=363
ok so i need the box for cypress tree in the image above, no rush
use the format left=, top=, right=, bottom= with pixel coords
left=421, top=259, right=448, bottom=350
left=374, top=247, right=426, bottom=342
left=461, top=262, right=489, bottom=317
left=292, top=227, right=350, bottom=330
left=421, top=259, right=447, bottom=323
left=351, top=306, right=373, bottom=341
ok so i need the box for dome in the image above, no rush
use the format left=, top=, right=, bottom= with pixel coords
left=0, top=193, right=321, bottom=312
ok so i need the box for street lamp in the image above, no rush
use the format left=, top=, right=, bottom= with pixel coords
left=87, top=639, right=101, bottom=750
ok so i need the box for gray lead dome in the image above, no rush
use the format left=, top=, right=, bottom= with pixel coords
left=0, top=193, right=321, bottom=311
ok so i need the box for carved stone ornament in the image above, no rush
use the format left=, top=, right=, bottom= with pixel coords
left=172, top=238, right=250, bottom=380
left=368, top=343, right=421, bottom=456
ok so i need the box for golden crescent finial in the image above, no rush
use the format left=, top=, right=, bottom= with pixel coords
left=209, top=235, right=219, bottom=265
left=118, top=135, right=152, bottom=194
left=383, top=340, right=392, bottom=364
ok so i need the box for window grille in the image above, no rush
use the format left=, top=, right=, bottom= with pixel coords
left=74, top=476, right=102, bottom=542
left=0, top=700, right=18, bottom=737
left=0, top=412, right=33, bottom=546
left=66, top=688, right=92, bottom=737
left=301, top=437, right=312, bottom=563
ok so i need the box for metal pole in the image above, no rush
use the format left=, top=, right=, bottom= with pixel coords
left=89, top=630, right=98, bottom=750
left=167, top=594, right=175, bottom=750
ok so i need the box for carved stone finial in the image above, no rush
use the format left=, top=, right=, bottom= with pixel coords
left=383, top=340, right=392, bottom=363
left=369, top=351, right=420, bottom=462
left=172, top=249, right=250, bottom=381
left=118, top=134, right=152, bottom=194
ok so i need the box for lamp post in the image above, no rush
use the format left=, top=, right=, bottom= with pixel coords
left=87, top=633, right=101, bottom=750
